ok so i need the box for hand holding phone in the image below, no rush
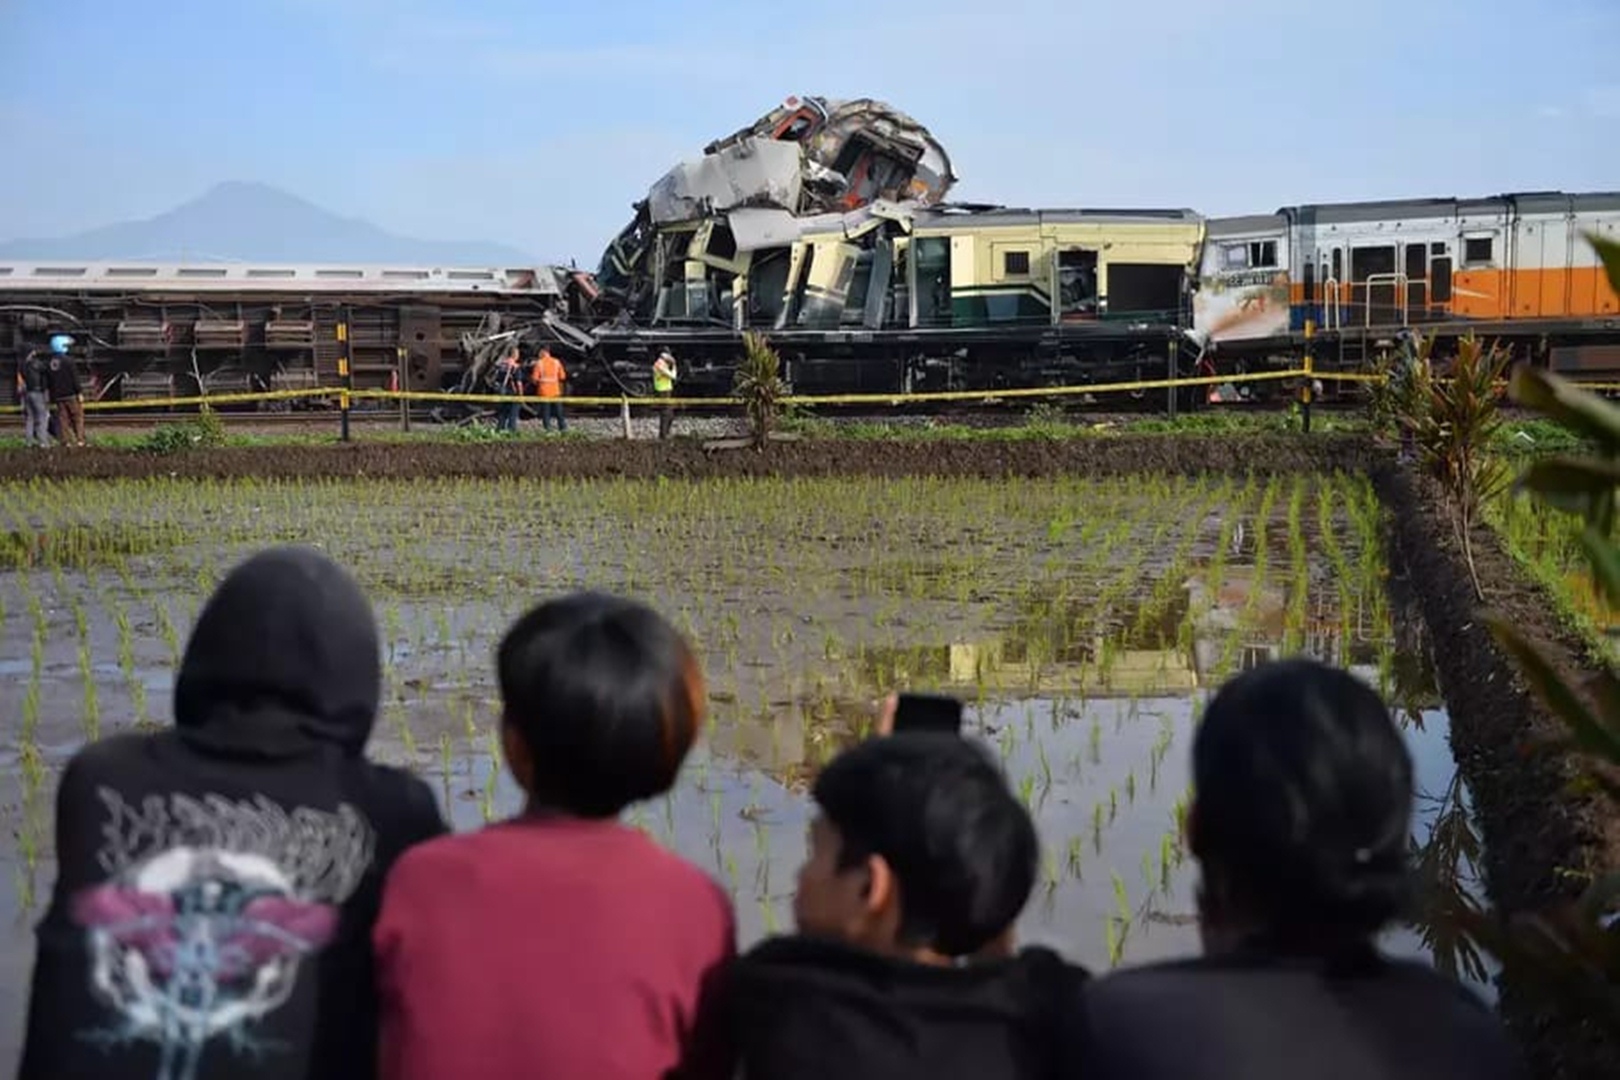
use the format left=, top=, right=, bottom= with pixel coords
left=889, top=692, right=964, bottom=736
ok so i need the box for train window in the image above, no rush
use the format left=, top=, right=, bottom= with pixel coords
left=1003, top=250, right=1031, bottom=276
left=1464, top=236, right=1494, bottom=265
left=706, top=225, right=737, bottom=261
left=1331, top=248, right=1343, bottom=281
left=1221, top=244, right=1249, bottom=270
left=1350, top=245, right=1395, bottom=283
left=1431, top=242, right=1447, bottom=256
left=1249, top=241, right=1278, bottom=268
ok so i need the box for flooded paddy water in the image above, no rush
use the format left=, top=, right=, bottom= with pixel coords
left=0, top=471, right=1486, bottom=1061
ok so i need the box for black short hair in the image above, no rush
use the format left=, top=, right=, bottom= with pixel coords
left=811, top=732, right=1038, bottom=957
left=1191, top=657, right=1415, bottom=937
left=497, top=592, right=703, bottom=818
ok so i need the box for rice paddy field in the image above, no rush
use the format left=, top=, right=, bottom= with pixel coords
left=0, top=470, right=1483, bottom=1061
left=1488, top=483, right=1620, bottom=664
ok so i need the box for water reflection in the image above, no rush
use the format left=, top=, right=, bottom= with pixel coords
left=845, top=566, right=1440, bottom=704
left=424, top=565, right=1481, bottom=989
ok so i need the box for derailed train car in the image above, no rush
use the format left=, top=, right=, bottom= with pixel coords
left=0, top=261, right=598, bottom=406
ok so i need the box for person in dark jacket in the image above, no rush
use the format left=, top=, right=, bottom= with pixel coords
left=17, top=545, right=449, bottom=1080
left=729, top=726, right=1087, bottom=1080
left=1082, top=657, right=1528, bottom=1080
left=19, top=345, right=50, bottom=446
left=44, top=333, right=86, bottom=446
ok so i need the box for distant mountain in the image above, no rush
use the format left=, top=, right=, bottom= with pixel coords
left=0, top=181, right=537, bottom=266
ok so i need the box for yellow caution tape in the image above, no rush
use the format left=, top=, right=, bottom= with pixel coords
left=4, top=369, right=1620, bottom=416
left=0, top=387, right=331, bottom=414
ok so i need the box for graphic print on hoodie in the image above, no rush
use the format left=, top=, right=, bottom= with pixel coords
left=17, top=546, right=449, bottom=1080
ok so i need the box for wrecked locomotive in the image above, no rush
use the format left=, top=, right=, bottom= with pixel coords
left=4, top=94, right=1619, bottom=411
left=585, top=95, right=1208, bottom=399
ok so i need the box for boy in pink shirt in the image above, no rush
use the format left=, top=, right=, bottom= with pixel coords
left=373, top=592, right=736, bottom=1080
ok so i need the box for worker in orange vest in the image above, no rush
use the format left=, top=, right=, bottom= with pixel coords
left=531, top=346, right=568, bottom=432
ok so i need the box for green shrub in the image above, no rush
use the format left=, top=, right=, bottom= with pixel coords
left=1461, top=231, right=1620, bottom=1027
left=734, top=332, right=788, bottom=450
left=139, top=405, right=228, bottom=454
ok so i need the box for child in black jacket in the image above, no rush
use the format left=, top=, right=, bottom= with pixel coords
left=729, top=708, right=1088, bottom=1080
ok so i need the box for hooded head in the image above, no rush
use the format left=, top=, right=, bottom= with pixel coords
left=173, top=546, right=381, bottom=757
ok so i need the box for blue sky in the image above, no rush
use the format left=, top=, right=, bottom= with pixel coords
left=1, top=0, right=1616, bottom=264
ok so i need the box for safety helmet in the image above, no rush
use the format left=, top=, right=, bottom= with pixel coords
left=49, top=334, right=75, bottom=354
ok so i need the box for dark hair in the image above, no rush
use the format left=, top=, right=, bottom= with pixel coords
left=1191, top=657, right=1414, bottom=938
left=812, top=732, right=1038, bottom=957
left=497, top=592, right=704, bottom=818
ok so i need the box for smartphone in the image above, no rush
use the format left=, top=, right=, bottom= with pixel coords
left=891, top=692, right=964, bottom=736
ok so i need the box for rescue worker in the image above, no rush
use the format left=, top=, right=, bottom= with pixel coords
left=652, top=348, right=678, bottom=440
left=494, top=347, right=522, bottom=433
left=45, top=334, right=86, bottom=447
left=531, top=346, right=567, bottom=433
left=18, top=343, right=51, bottom=447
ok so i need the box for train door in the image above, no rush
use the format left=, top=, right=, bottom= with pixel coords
left=1050, top=249, right=1099, bottom=323
left=1351, top=244, right=1398, bottom=326
left=910, top=236, right=952, bottom=328
left=796, top=241, right=863, bottom=328
left=1404, top=243, right=1429, bottom=320
left=1454, top=231, right=1504, bottom=318
left=1327, top=248, right=1343, bottom=327
left=890, top=238, right=911, bottom=329
left=776, top=243, right=813, bottom=330
left=1428, top=243, right=1453, bottom=315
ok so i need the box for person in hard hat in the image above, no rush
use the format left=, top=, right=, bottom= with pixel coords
left=530, top=347, right=568, bottom=433
left=45, top=334, right=86, bottom=447
left=652, top=349, right=678, bottom=440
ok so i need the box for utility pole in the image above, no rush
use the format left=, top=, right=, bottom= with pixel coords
left=1302, top=319, right=1315, bottom=434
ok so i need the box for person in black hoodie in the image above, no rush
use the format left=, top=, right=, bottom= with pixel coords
left=17, top=545, right=449, bottom=1080
left=729, top=721, right=1087, bottom=1080
left=44, top=333, right=86, bottom=447
left=1082, top=657, right=1528, bottom=1080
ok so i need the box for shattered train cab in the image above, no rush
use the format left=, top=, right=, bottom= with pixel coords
left=593, top=95, right=1205, bottom=396
left=595, top=95, right=955, bottom=319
